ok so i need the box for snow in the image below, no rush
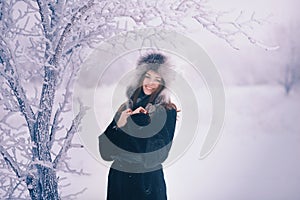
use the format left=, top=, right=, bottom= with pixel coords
left=1, top=0, right=300, bottom=198
left=64, top=85, right=300, bottom=199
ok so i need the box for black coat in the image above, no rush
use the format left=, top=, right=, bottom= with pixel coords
left=98, top=102, right=177, bottom=200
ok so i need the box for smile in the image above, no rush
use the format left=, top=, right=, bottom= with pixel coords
left=145, top=86, right=154, bottom=90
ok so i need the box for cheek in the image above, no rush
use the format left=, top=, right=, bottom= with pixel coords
left=142, top=79, right=148, bottom=86
left=153, top=83, right=160, bottom=89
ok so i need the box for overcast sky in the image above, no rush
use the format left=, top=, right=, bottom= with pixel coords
left=183, top=0, right=300, bottom=86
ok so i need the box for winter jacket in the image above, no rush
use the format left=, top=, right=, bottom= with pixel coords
left=98, top=95, right=177, bottom=200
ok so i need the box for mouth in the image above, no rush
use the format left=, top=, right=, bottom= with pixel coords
left=143, top=85, right=155, bottom=94
left=145, top=86, right=154, bottom=91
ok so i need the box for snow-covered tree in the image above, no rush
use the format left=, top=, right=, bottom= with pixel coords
left=277, top=20, right=300, bottom=95
left=0, top=0, right=273, bottom=199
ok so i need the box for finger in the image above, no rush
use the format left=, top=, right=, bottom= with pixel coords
left=132, top=107, right=147, bottom=114
left=139, top=108, right=147, bottom=114
left=123, top=108, right=132, bottom=113
left=133, top=109, right=141, bottom=114
left=136, top=107, right=144, bottom=112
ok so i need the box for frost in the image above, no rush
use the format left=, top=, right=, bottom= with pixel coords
left=27, top=184, right=33, bottom=190
left=0, top=0, right=277, bottom=199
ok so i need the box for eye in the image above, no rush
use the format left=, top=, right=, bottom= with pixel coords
left=155, top=79, right=162, bottom=83
left=144, top=74, right=151, bottom=79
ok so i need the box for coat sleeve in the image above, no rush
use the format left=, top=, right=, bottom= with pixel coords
left=98, top=102, right=126, bottom=161
left=98, top=102, right=144, bottom=162
left=98, top=120, right=119, bottom=161
left=98, top=118, right=145, bottom=163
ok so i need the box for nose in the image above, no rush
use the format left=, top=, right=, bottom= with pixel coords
left=145, top=77, right=155, bottom=85
left=148, top=79, right=155, bottom=85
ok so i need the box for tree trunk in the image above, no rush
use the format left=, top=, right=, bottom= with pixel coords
left=26, top=66, right=59, bottom=199
left=26, top=166, right=59, bottom=200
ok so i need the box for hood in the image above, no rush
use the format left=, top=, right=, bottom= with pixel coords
left=125, top=52, right=177, bottom=101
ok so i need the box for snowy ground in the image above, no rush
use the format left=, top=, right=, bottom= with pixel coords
left=65, top=85, right=300, bottom=200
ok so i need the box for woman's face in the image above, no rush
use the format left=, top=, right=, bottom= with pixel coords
left=142, top=70, right=162, bottom=95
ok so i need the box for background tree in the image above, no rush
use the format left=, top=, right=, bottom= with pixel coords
left=277, top=20, right=300, bottom=95
left=0, top=0, right=272, bottom=199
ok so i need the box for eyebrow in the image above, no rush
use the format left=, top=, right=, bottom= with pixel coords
left=145, top=72, right=162, bottom=79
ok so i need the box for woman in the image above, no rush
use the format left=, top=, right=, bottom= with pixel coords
left=98, top=53, right=178, bottom=200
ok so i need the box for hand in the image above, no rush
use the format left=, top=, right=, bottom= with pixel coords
left=117, top=108, right=132, bottom=128
left=132, top=106, right=148, bottom=115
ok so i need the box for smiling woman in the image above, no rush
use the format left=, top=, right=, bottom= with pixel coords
left=98, top=53, right=179, bottom=200
left=143, top=70, right=163, bottom=95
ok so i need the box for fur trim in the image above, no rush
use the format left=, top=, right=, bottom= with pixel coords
left=125, top=52, right=176, bottom=101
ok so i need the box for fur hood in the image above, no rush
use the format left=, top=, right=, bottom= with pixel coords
left=125, top=53, right=176, bottom=106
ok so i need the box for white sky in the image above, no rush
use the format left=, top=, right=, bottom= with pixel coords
left=181, top=0, right=300, bottom=86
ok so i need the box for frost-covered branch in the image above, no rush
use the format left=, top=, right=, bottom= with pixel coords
left=0, top=145, right=23, bottom=178
left=59, top=158, right=88, bottom=176
left=193, top=10, right=277, bottom=50
left=61, top=187, right=87, bottom=200
left=53, top=101, right=88, bottom=169
left=50, top=0, right=95, bottom=67
left=7, top=179, right=26, bottom=200
left=0, top=37, right=36, bottom=134
left=36, top=0, right=52, bottom=39
left=50, top=62, right=78, bottom=148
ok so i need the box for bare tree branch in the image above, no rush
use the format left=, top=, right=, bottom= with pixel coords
left=50, top=0, right=95, bottom=67
left=0, top=38, right=36, bottom=135
left=0, top=145, right=23, bottom=178
left=7, top=179, right=25, bottom=199
left=53, top=101, right=88, bottom=169
left=50, top=61, right=77, bottom=148
left=61, top=187, right=87, bottom=200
